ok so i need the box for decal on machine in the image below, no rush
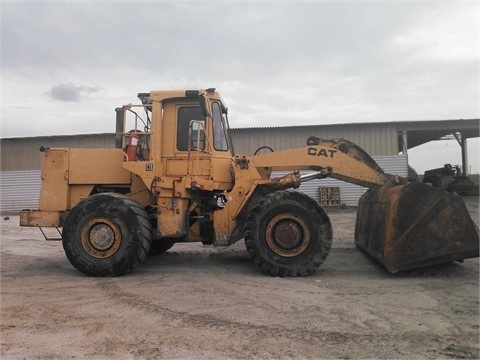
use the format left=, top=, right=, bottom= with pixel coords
left=307, top=147, right=337, bottom=157
left=146, top=163, right=154, bottom=171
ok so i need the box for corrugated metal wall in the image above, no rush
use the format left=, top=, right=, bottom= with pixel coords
left=0, top=170, right=41, bottom=213
left=1, top=123, right=399, bottom=171
left=0, top=156, right=407, bottom=212
left=292, top=155, right=408, bottom=207
left=1, top=134, right=115, bottom=171
left=0, top=123, right=402, bottom=211
left=231, top=123, right=400, bottom=156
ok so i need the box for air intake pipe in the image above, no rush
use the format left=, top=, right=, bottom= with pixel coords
left=115, top=108, right=123, bottom=148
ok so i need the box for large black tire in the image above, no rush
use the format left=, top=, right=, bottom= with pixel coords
left=244, top=190, right=332, bottom=277
left=62, top=193, right=152, bottom=276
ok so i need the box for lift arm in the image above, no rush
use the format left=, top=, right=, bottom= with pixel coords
left=212, top=138, right=404, bottom=246
left=249, top=138, right=401, bottom=189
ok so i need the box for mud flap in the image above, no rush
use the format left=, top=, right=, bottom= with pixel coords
left=355, top=182, right=479, bottom=273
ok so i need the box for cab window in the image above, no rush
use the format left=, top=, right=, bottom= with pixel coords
left=177, top=107, right=205, bottom=151
left=212, top=102, right=229, bottom=151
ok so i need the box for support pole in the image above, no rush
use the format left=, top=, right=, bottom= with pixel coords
left=452, top=132, right=467, bottom=175
left=400, top=130, right=408, bottom=162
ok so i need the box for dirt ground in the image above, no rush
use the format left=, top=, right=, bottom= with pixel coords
left=1, top=197, right=479, bottom=359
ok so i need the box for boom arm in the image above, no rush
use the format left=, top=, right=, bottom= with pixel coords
left=250, top=138, right=400, bottom=189
left=212, top=138, right=404, bottom=246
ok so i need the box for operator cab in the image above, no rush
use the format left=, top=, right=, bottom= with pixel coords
left=116, top=89, right=235, bottom=191
left=117, top=89, right=233, bottom=157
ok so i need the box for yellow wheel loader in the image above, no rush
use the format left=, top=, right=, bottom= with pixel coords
left=20, top=88, right=479, bottom=276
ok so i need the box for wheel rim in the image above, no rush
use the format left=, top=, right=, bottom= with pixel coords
left=81, top=217, right=121, bottom=258
left=265, top=213, right=310, bottom=257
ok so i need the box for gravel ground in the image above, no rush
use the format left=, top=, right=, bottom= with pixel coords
left=1, top=197, right=478, bottom=359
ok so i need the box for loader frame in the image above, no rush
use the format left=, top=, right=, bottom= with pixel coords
left=20, top=88, right=479, bottom=277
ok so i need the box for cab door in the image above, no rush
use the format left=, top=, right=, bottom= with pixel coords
left=162, top=100, right=212, bottom=179
left=210, top=101, right=234, bottom=190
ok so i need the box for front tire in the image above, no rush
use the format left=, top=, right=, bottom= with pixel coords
left=62, top=193, right=152, bottom=276
left=245, top=190, right=332, bottom=276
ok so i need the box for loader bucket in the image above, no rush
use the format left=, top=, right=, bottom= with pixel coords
left=355, top=181, right=479, bottom=273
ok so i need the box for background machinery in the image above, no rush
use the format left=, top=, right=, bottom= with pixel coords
left=20, top=89, right=479, bottom=276
left=423, top=164, right=477, bottom=196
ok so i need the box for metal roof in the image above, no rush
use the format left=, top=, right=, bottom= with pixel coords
left=1, top=119, right=478, bottom=152
left=1, top=119, right=478, bottom=140
left=231, top=118, right=479, bottom=129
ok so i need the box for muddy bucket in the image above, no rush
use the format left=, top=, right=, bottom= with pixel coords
left=355, top=181, right=479, bottom=273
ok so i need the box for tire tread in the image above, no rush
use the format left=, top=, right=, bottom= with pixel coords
left=62, top=193, right=152, bottom=276
left=244, top=190, right=332, bottom=277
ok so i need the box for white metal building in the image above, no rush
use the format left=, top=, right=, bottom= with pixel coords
left=1, top=119, right=478, bottom=212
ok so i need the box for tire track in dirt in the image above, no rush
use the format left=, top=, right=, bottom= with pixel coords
left=95, top=278, right=479, bottom=359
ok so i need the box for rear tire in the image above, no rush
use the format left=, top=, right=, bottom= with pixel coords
left=244, top=190, right=332, bottom=276
left=62, top=193, right=152, bottom=276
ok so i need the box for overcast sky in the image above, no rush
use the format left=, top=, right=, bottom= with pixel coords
left=1, top=1, right=479, bottom=172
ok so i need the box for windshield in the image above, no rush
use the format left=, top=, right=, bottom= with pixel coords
left=212, top=101, right=234, bottom=155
